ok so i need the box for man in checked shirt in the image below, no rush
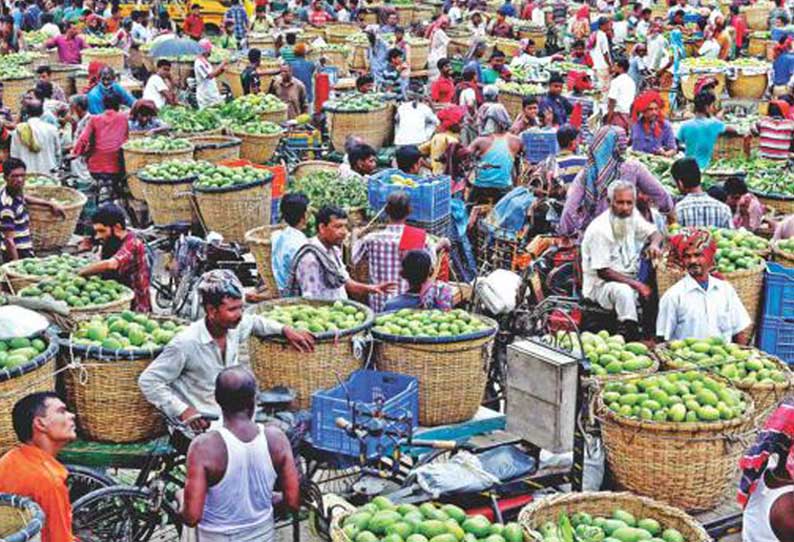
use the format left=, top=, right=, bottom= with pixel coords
left=352, top=191, right=449, bottom=312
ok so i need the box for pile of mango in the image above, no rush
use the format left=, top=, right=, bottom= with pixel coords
left=536, top=509, right=687, bottom=542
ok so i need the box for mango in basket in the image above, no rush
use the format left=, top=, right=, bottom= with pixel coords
left=262, top=301, right=366, bottom=334
left=71, top=311, right=185, bottom=350
left=125, top=136, right=192, bottom=152
left=778, top=238, right=794, bottom=254
left=373, top=309, right=491, bottom=338
left=546, top=330, right=654, bottom=377
left=6, top=254, right=90, bottom=278
left=19, top=275, right=130, bottom=308
left=535, top=510, right=687, bottom=542
left=0, top=335, right=48, bottom=369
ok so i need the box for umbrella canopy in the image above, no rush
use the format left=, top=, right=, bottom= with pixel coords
left=149, top=37, right=204, bottom=58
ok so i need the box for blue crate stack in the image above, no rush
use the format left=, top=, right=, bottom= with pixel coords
left=758, top=262, right=794, bottom=364
left=522, top=129, right=559, bottom=163
left=369, top=168, right=452, bottom=224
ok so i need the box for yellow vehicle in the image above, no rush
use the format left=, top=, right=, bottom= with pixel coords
left=119, top=0, right=255, bottom=34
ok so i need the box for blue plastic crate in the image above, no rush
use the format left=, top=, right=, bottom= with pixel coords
left=521, top=129, right=559, bottom=163
left=763, top=262, right=794, bottom=320
left=368, top=169, right=451, bottom=223
left=772, top=28, right=794, bottom=42
left=271, top=197, right=281, bottom=225
left=311, top=370, right=418, bottom=458
left=758, top=315, right=794, bottom=365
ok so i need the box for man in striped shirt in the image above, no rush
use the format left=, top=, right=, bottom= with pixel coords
left=672, top=157, right=733, bottom=229
left=755, top=101, right=794, bottom=160
left=0, top=157, right=64, bottom=262
left=555, top=125, right=587, bottom=185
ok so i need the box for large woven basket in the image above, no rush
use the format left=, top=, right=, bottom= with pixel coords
left=499, top=90, right=525, bottom=121
left=0, top=494, right=44, bottom=542
left=348, top=44, right=370, bottom=71
left=0, top=331, right=58, bottom=454
left=122, top=141, right=195, bottom=200
left=224, top=62, right=280, bottom=98
left=193, top=177, right=272, bottom=243
left=518, top=492, right=710, bottom=542
left=743, top=3, right=772, bottom=30
left=139, top=172, right=196, bottom=225
left=396, top=5, right=413, bottom=26
left=325, top=23, right=360, bottom=44
left=82, top=48, right=125, bottom=72
left=753, top=191, right=794, bottom=215
left=681, top=72, right=726, bottom=101
left=409, top=41, right=429, bottom=72
left=712, top=133, right=751, bottom=161
left=50, top=63, right=78, bottom=96
left=2, top=75, right=34, bottom=117
left=327, top=105, right=393, bottom=151
left=190, top=134, right=242, bottom=162
left=248, top=35, right=276, bottom=53
left=598, top=381, right=755, bottom=511
left=232, top=128, right=283, bottom=164
left=727, top=72, right=768, bottom=100
left=59, top=316, right=183, bottom=443
left=247, top=298, right=374, bottom=408
left=26, top=186, right=86, bottom=252
left=373, top=313, right=497, bottom=426
left=292, top=160, right=339, bottom=179
left=655, top=257, right=765, bottom=337
left=63, top=287, right=135, bottom=318
left=260, top=107, right=289, bottom=125
left=772, top=241, right=794, bottom=267
left=655, top=343, right=794, bottom=423
left=245, top=224, right=285, bottom=297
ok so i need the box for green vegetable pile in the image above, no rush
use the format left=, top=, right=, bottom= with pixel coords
left=0, top=51, right=41, bottom=66
left=25, top=175, right=59, bottom=187
left=194, top=164, right=271, bottom=189
left=124, top=136, right=192, bottom=152
left=83, top=46, right=119, bottom=55
left=229, top=119, right=283, bottom=135
left=216, top=94, right=287, bottom=124
left=71, top=311, right=185, bottom=351
left=263, top=301, right=367, bottom=333
left=497, top=81, right=545, bottom=95
left=601, top=371, right=748, bottom=423
left=139, top=160, right=210, bottom=181
left=312, top=44, right=351, bottom=54
left=681, top=57, right=728, bottom=71
left=324, top=92, right=387, bottom=112
left=667, top=226, right=768, bottom=273
left=290, top=170, right=368, bottom=211
left=160, top=106, right=222, bottom=133
left=346, top=32, right=370, bottom=46
left=341, top=496, right=524, bottom=542
left=22, top=30, right=47, bottom=46
left=0, top=63, right=32, bottom=80
left=776, top=237, right=794, bottom=255
left=535, top=509, right=688, bottom=542
left=550, top=330, right=655, bottom=377
left=705, top=156, right=794, bottom=195
left=660, top=337, right=790, bottom=386
left=85, top=35, right=113, bottom=46
left=508, top=64, right=551, bottom=84
left=5, top=255, right=90, bottom=278
left=373, top=308, right=492, bottom=338
left=0, top=335, right=49, bottom=370
left=20, top=275, right=131, bottom=308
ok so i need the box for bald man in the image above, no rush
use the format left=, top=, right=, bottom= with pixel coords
left=181, top=367, right=300, bottom=542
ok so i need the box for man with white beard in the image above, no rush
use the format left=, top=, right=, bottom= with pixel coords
left=581, top=180, right=663, bottom=340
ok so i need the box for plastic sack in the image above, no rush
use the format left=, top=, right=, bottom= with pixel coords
left=475, top=269, right=521, bottom=315
left=414, top=451, right=501, bottom=497
left=0, top=305, right=49, bottom=340
left=538, top=437, right=605, bottom=491
left=488, top=186, right=535, bottom=234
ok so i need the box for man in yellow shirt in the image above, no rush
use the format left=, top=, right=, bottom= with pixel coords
left=419, top=105, right=466, bottom=175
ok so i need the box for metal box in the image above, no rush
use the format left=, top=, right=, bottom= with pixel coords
left=506, top=339, right=579, bottom=453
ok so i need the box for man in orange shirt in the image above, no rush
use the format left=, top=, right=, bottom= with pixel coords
left=0, top=392, right=77, bottom=542
left=183, top=4, right=205, bottom=40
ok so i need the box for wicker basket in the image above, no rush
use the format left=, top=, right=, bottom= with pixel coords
left=26, top=186, right=86, bottom=252
left=193, top=177, right=272, bottom=243
left=727, top=72, right=768, bottom=100
left=0, top=494, right=44, bottom=542
left=0, top=331, right=58, bottom=454
left=122, top=141, right=195, bottom=200
left=190, top=134, right=242, bottom=162
left=292, top=160, right=339, bottom=179
left=499, top=90, right=525, bottom=121
left=1, top=258, right=71, bottom=294
left=396, top=5, right=414, bottom=26
left=409, top=40, right=430, bottom=72
left=59, top=316, right=184, bottom=443
left=598, top=382, right=754, bottom=511
left=743, top=3, right=772, bottom=30
left=82, top=48, right=125, bottom=72
left=491, top=38, right=521, bottom=58
left=327, top=105, right=393, bottom=151
left=245, top=225, right=285, bottom=296
left=713, top=133, right=751, bottom=161
left=247, top=298, right=374, bottom=408
left=308, top=48, right=349, bottom=75
left=139, top=172, right=196, bottom=225
left=753, top=190, right=794, bottom=215
left=1, top=75, right=34, bottom=117
left=655, top=256, right=765, bottom=336
left=655, top=343, right=794, bottom=422
left=248, top=34, right=276, bottom=53
left=681, top=72, right=726, bottom=101
left=224, top=62, right=280, bottom=98
left=518, top=492, right=710, bottom=542
left=50, top=63, right=78, bottom=96
left=260, top=106, right=289, bottom=125
left=373, top=313, right=497, bottom=426
left=56, top=286, right=135, bottom=318
left=232, top=128, right=283, bottom=164
left=171, top=126, right=224, bottom=140
left=772, top=241, right=794, bottom=267
left=748, top=36, right=770, bottom=57
left=326, top=24, right=360, bottom=44
left=348, top=44, right=370, bottom=71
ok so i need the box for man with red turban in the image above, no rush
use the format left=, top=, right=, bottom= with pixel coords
left=630, top=90, right=677, bottom=156
left=419, top=105, right=465, bottom=175
left=656, top=227, right=751, bottom=344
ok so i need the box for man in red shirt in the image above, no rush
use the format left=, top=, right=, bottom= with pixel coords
left=729, top=4, right=748, bottom=52
left=0, top=392, right=77, bottom=542
left=430, top=58, right=455, bottom=104
left=308, top=0, right=334, bottom=26
left=79, top=204, right=152, bottom=312
left=183, top=4, right=205, bottom=40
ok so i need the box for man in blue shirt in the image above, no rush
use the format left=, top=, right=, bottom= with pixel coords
left=367, top=30, right=389, bottom=87
left=676, top=91, right=736, bottom=171
left=86, top=67, right=135, bottom=114
left=288, top=43, right=316, bottom=106
left=538, top=72, right=573, bottom=126
left=499, top=0, right=516, bottom=17
left=224, top=0, right=248, bottom=44
left=271, top=193, right=309, bottom=295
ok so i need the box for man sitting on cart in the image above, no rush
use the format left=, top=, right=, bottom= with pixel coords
left=138, top=270, right=315, bottom=432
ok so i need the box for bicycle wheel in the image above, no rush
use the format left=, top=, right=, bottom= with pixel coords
left=66, top=465, right=115, bottom=503
left=72, top=485, right=182, bottom=542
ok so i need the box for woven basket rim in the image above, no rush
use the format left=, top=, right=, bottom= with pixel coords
left=517, top=491, right=711, bottom=542
left=771, top=242, right=794, bottom=260
left=26, top=185, right=87, bottom=211
left=193, top=175, right=272, bottom=194
left=251, top=298, right=375, bottom=341
left=325, top=103, right=390, bottom=114
left=1, top=255, right=91, bottom=281
left=371, top=310, right=498, bottom=344
left=244, top=224, right=286, bottom=246
left=20, top=282, right=135, bottom=312
left=589, top=353, right=660, bottom=382
left=138, top=172, right=198, bottom=185
left=121, top=141, right=195, bottom=153
left=189, top=135, right=243, bottom=149
left=654, top=342, right=794, bottom=392
left=0, top=73, right=34, bottom=81
left=655, top=254, right=767, bottom=278
left=0, top=493, right=44, bottom=542
left=60, top=314, right=186, bottom=361
left=750, top=188, right=794, bottom=201
left=230, top=127, right=285, bottom=139
left=0, top=329, right=57, bottom=384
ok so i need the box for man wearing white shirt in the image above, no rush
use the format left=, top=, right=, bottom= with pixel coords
left=590, top=17, right=613, bottom=95
left=657, top=229, right=751, bottom=344
left=447, top=0, right=463, bottom=25
left=394, top=95, right=439, bottom=146
left=142, top=59, right=175, bottom=110
left=606, top=58, right=636, bottom=132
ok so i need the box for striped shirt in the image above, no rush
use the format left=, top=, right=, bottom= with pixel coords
left=757, top=118, right=794, bottom=160
left=675, top=192, right=733, bottom=229
left=0, top=187, right=33, bottom=257
left=556, top=152, right=588, bottom=185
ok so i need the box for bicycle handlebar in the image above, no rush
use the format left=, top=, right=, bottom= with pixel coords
left=335, top=417, right=459, bottom=450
